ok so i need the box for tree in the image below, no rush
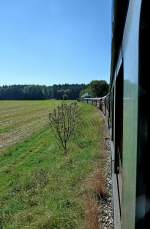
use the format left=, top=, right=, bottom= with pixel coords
left=49, top=102, right=80, bottom=155
left=90, top=80, right=109, bottom=97
left=80, top=80, right=109, bottom=98
left=80, top=85, right=93, bottom=98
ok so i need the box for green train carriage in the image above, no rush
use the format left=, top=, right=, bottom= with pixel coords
left=110, top=0, right=150, bottom=228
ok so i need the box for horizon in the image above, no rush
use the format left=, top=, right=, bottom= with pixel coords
left=0, top=0, right=112, bottom=85
left=0, top=79, right=109, bottom=87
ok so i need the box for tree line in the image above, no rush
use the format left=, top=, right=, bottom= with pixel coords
left=0, top=80, right=109, bottom=100
left=0, top=84, right=85, bottom=100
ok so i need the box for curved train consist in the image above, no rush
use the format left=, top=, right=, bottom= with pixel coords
left=84, top=0, right=149, bottom=228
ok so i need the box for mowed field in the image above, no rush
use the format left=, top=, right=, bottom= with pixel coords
left=0, top=100, right=105, bottom=229
left=0, top=100, right=60, bottom=152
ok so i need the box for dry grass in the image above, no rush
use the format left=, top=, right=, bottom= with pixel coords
left=88, top=169, right=108, bottom=200
left=82, top=167, right=108, bottom=229
left=84, top=134, right=108, bottom=201
left=83, top=116, right=109, bottom=229
left=84, top=194, right=101, bottom=229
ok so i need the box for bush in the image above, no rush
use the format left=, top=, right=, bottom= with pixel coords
left=49, top=102, right=80, bottom=155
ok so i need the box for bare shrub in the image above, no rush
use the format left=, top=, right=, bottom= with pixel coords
left=49, top=102, right=80, bottom=155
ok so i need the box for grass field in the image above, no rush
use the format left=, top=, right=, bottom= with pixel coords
left=0, top=100, right=105, bottom=229
left=0, top=100, right=61, bottom=152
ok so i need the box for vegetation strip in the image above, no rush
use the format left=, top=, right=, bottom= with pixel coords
left=0, top=101, right=107, bottom=229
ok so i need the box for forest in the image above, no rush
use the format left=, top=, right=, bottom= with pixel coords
left=0, top=81, right=109, bottom=100
left=0, top=84, right=85, bottom=100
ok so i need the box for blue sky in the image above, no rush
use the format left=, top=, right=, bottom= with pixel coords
left=0, top=0, right=112, bottom=86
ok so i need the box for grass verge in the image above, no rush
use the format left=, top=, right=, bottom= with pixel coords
left=0, top=101, right=105, bottom=229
